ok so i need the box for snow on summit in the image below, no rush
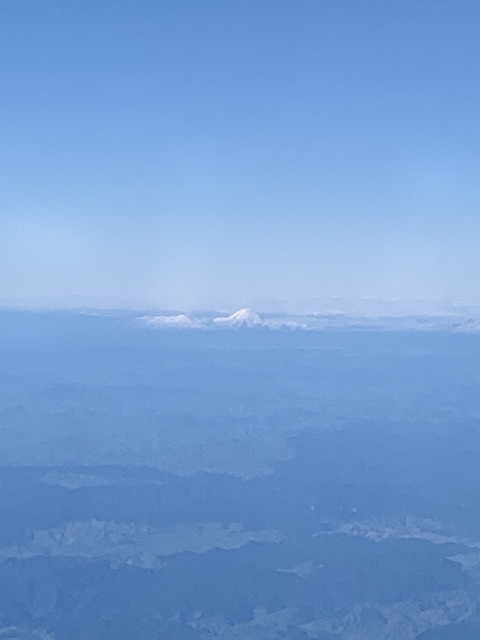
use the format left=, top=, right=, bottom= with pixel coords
left=138, top=308, right=306, bottom=330
left=213, top=308, right=266, bottom=328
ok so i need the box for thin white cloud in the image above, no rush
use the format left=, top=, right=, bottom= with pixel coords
left=139, top=314, right=203, bottom=329
left=136, top=306, right=480, bottom=333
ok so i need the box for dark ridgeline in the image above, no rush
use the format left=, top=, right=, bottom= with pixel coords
left=1, top=311, right=480, bottom=638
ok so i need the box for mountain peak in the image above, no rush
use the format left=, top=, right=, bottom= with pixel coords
left=214, top=308, right=265, bottom=328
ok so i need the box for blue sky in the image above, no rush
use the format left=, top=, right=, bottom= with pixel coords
left=2, top=0, right=480, bottom=310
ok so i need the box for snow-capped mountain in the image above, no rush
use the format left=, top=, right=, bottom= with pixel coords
left=213, top=308, right=266, bottom=328
left=138, top=308, right=306, bottom=330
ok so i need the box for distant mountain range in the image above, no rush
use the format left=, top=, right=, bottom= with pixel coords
left=140, top=308, right=305, bottom=330
left=138, top=307, right=480, bottom=332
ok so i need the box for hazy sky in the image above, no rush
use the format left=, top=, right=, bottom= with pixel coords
left=2, top=1, right=480, bottom=310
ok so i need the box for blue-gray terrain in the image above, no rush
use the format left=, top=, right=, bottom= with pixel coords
left=1, top=310, right=480, bottom=639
